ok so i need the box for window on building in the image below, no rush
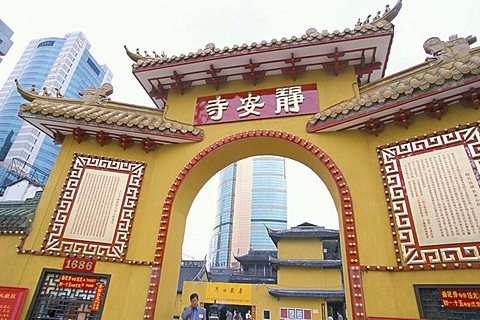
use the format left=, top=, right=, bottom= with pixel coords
left=87, top=58, right=101, bottom=76
left=37, top=40, right=55, bottom=48
left=263, top=310, right=270, bottom=319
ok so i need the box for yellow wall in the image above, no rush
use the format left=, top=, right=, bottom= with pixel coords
left=182, top=281, right=329, bottom=320
left=1, top=65, right=478, bottom=320
left=362, top=269, right=480, bottom=318
left=175, top=292, right=184, bottom=317
left=278, top=239, right=323, bottom=260
left=278, top=267, right=342, bottom=290
left=0, top=136, right=156, bottom=319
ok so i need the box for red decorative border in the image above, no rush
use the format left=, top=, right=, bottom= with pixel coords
left=44, top=154, right=145, bottom=259
left=378, top=124, right=480, bottom=265
left=144, top=130, right=366, bottom=320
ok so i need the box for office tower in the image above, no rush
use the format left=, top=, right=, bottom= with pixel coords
left=0, top=32, right=112, bottom=185
left=0, top=19, right=13, bottom=64
left=208, top=156, right=287, bottom=268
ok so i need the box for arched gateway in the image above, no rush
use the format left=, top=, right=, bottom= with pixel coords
left=1, top=1, right=480, bottom=319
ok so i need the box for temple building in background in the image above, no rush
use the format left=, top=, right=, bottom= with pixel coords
left=208, top=156, right=288, bottom=269
left=0, top=31, right=112, bottom=192
left=0, top=19, right=13, bottom=64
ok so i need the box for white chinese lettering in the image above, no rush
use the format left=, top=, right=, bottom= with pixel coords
left=275, top=86, right=304, bottom=114
left=237, top=93, right=265, bottom=118
left=206, top=96, right=229, bottom=121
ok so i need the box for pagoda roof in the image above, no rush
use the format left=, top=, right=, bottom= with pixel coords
left=267, top=288, right=344, bottom=299
left=268, top=257, right=342, bottom=269
left=15, top=81, right=203, bottom=149
left=177, top=260, right=206, bottom=292
left=126, top=1, right=402, bottom=108
left=230, top=274, right=277, bottom=285
left=234, top=250, right=277, bottom=263
left=0, top=190, right=42, bottom=234
left=267, top=223, right=339, bottom=246
left=307, top=34, right=480, bottom=134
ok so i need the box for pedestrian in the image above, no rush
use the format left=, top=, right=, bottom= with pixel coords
left=181, top=293, right=207, bottom=320
left=245, top=310, right=252, bottom=320
left=328, top=315, right=333, bottom=320
left=336, top=311, right=344, bottom=320
left=226, top=310, right=233, bottom=320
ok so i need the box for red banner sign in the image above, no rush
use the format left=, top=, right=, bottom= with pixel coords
left=58, top=274, right=97, bottom=290
left=194, top=84, right=318, bottom=125
left=91, top=283, right=105, bottom=312
left=62, top=258, right=96, bottom=273
left=0, top=286, right=28, bottom=320
left=440, top=289, right=480, bottom=309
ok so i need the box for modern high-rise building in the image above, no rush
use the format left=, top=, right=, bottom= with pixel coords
left=208, top=156, right=287, bottom=268
left=0, top=19, right=13, bottom=64
left=0, top=32, right=112, bottom=186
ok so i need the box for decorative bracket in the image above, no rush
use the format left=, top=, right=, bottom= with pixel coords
left=363, top=119, right=384, bottom=136
left=425, top=99, right=446, bottom=120
left=393, top=110, right=415, bottom=128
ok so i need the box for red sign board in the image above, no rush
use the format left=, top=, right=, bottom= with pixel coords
left=0, top=286, right=28, bottom=320
left=440, top=289, right=480, bottom=309
left=194, top=84, right=318, bottom=125
left=91, top=283, right=105, bottom=312
left=62, top=257, right=96, bottom=273
left=58, top=274, right=98, bottom=290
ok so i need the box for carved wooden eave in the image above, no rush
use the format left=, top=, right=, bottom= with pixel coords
left=126, top=1, right=402, bottom=109
left=307, top=35, right=480, bottom=134
left=15, top=81, right=204, bottom=150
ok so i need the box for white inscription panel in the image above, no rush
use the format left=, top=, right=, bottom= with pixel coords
left=64, top=169, right=129, bottom=243
left=400, top=145, right=480, bottom=246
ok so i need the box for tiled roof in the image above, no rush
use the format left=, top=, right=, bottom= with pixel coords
left=177, top=260, right=206, bottom=292
left=268, top=258, right=342, bottom=269
left=267, top=288, right=344, bottom=298
left=207, top=270, right=235, bottom=283
left=16, top=81, right=202, bottom=136
left=230, top=274, right=277, bottom=285
left=20, top=100, right=201, bottom=135
left=128, top=1, right=402, bottom=69
left=307, top=35, right=480, bottom=131
left=267, top=223, right=339, bottom=245
left=0, top=191, right=42, bottom=234
left=234, top=250, right=277, bottom=262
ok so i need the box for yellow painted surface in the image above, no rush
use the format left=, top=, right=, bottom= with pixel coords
left=362, top=269, right=480, bottom=318
left=182, top=281, right=328, bottom=320
left=0, top=65, right=478, bottom=320
left=278, top=268, right=342, bottom=290
left=175, top=293, right=184, bottom=317
left=278, top=239, right=323, bottom=260
left=205, top=282, right=252, bottom=305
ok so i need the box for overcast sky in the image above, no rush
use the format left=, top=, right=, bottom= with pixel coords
left=1, top=1, right=479, bottom=259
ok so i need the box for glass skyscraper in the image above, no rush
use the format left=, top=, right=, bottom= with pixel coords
left=208, top=156, right=287, bottom=268
left=0, top=19, right=13, bottom=64
left=0, top=32, right=112, bottom=184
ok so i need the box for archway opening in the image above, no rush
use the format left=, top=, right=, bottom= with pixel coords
left=177, top=155, right=343, bottom=320
left=152, top=131, right=361, bottom=320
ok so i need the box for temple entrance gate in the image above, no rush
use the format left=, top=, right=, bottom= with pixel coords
left=151, top=130, right=362, bottom=319
left=2, top=1, right=480, bottom=318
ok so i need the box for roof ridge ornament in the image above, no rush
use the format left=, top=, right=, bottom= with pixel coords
left=424, top=34, right=477, bottom=65
left=356, top=0, right=402, bottom=27
left=15, top=79, right=66, bottom=102
left=79, top=83, right=113, bottom=106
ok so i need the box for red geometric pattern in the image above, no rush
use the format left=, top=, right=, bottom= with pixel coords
left=44, top=154, right=145, bottom=258
left=379, top=125, right=480, bottom=265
